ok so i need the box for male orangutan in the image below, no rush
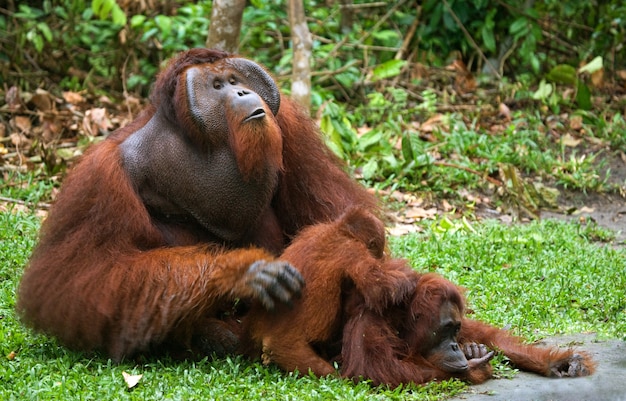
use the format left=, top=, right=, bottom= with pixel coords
left=17, top=48, right=379, bottom=361
left=244, top=206, right=596, bottom=387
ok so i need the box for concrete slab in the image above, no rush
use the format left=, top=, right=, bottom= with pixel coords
left=449, top=334, right=626, bottom=401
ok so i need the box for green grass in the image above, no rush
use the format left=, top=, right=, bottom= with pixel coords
left=1, top=207, right=624, bottom=400
left=393, top=219, right=626, bottom=341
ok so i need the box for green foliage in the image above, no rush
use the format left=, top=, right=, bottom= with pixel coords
left=320, top=94, right=616, bottom=195
left=535, top=57, right=605, bottom=111
left=2, top=0, right=623, bottom=197
left=92, top=0, right=127, bottom=26
left=3, top=0, right=624, bottom=99
left=11, top=4, right=54, bottom=53
left=126, top=2, right=212, bottom=90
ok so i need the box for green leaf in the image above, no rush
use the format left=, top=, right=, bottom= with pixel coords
left=546, top=64, right=577, bottom=85
left=92, top=0, right=126, bottom=26
left=92, top=0, right=103, bottom=16
left=130, top=15, right=147, bottom=28
left=320, top=114, right=346, bottom=158
left=530, top=53, right=540, bottom=74
left=93, top=0, right=113, bottom=20
left=357, top=129, right=383, bottom=152
left=155, top=15, right=172, bottom=37
left=401, top=135, right=414, bottom=162
left=111, top=6, right=127, bottom=26
left=31, top=33, right=44, bottom=52
left=575, top=81, right=592, bottom=110
left=509, top=17, right=528, bottom=36
left=371, top=60, right=407, bottom=82
left=36, top=22, right=53, bottom=42
left=532, top=79, right=553, bottom=100
left=361, top=158, right=379, bottom=180
left=578, top=56, right=603, bottom=74
left=482, top=24, right=496, bottom=53
left=372, top=29, right=400, bottom=42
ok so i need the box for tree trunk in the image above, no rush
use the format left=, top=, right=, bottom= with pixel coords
left=287, top=0, right=312, bottom=112
left=205, top=0, right=245, bottom=53
left=340, top=0, right=353, bottom=34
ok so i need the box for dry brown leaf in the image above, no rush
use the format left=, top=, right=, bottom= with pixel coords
left=356, top=125, right=370, bottom=137
left=63, top=91, right=86, bottom=105
left=441, top=199, right=453, bottom=212
left=404, top=207, right=438, bottom=220
left=561, top=133, right=581, bottom=147
left=591, top=68, right=604, bottom=88
left=41, top=117, right=64, bottom=142
left=31, top=89, right=54, bottom=111
left=498, top=103, right=511, bottom=121
left=569, top=115, right=583, bottom=131
left=12, top=116, right=32, bottom=133
left=421, top=114, right=444, bottom=132
left=388, top=223, right=423, bottom=236
left=83, top=108, right=113, bottom=136
left=122, top=371, right=143, bottom=389
left=5, top=86, right=21, bottom=110
left=587, top=136, right=607, bottom=146
left=489, top=124, right=507, bottom=134
left=407, top=196, right=424, bottom=207
left=449, top=59, right=477, bottom=93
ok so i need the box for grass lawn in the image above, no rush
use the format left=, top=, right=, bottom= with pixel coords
left=1, top=208, right=624, bottom=400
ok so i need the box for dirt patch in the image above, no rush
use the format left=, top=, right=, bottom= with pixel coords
left=542, top=190, right=626, bottom=244
left=474, top=150, right=626, bottom=246
left=556, top=150, right=626, bottom=244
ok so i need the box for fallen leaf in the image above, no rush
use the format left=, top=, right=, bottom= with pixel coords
left=5, top=86, right=21, bottom=110
left=561, top=133, right=581, bottom=147
left=122, top=371, right=143, bottom=389
left=591, top=68, right=604, bottom=88
left=404, top=207, right=438, bottom=220
left=31, top=89, right=54, bottom=111
left=569, top=115, right=583, bottom=131
left=498, top=103, right=511, bottom=120
left=449, top=59, right=477, bottom=93
left=499, top=214, right=513, bottom=224
left=421, top=114, right=444, bottom=132
left=388, top=223, right=422, bottom=236
left=63, top=91, right=86, bottom=105
left=12, top=116, right=32, bottom=133
left=10, top=132, right=30, bottom=147
left=83, top=108, right=113, bottom=136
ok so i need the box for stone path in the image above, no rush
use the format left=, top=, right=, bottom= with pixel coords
left=449, top=334, right=626, bottom=401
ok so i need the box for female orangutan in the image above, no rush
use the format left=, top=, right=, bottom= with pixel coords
left=243, top=206, right=596, bottom=387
